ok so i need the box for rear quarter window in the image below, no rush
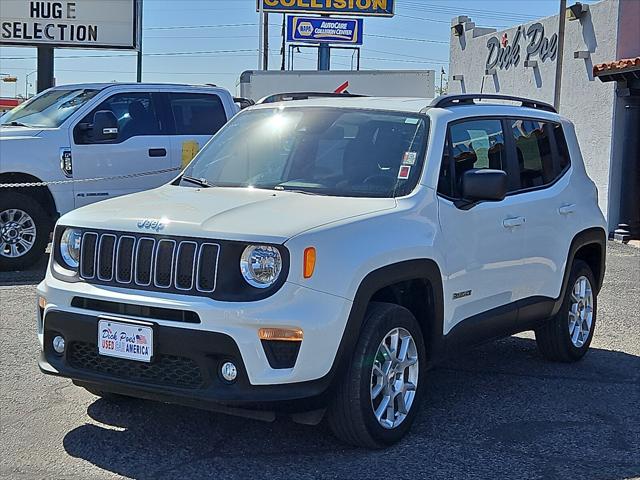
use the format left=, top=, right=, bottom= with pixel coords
left=168, top=93, right=227, bottom=136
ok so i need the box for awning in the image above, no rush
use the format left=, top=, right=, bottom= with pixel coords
left=593, top=57, right=640, bottom=83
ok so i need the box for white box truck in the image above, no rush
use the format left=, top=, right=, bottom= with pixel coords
left=238, top=70, right=435, bottom=102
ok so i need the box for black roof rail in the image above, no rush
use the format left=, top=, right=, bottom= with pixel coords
left=429, top=94, right=557, bottom=113
left=256, top=91, right=366, bottom=105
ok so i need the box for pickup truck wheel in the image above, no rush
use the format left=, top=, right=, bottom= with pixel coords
left=0, top=192, right=51, bottom=271
left=535, top=260, right=597, bottom=362
left=327, top=302, right=426, bottom=448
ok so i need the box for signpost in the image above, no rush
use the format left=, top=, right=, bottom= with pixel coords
left=0, top=0, right=141, bottom=92
left=259, top=0, right=393, bottom=72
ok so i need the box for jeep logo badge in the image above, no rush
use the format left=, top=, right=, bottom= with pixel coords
left=137, top=219, right=166, bottom=232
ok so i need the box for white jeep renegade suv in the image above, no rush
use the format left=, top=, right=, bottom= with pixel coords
left=37, top=94, right=607, bottom=448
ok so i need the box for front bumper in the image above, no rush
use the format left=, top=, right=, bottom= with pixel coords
left=40, top=311, right=335, bottom=410
left=37, top=274, right=353, bottom=408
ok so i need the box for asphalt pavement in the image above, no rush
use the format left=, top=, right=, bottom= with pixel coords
left=1, top=242, right=638, bottom=480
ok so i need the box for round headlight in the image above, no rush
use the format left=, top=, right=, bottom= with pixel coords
left=60, top=228, right=82, bottom=269
left=240, top=245, right=282, bottom=288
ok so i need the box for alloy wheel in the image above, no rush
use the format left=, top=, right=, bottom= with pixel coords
left=568, top=275, right=594, bottom=348
left=370, top=327, right=419, bottom=429
left=0, top=208, right=37, bottom=258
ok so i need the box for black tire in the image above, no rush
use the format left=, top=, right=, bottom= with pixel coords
left=535, top=260, right=597, bottom=362
left=327, top=302, right=427, bottom=448
left=0, top=192, right=51, bottom=271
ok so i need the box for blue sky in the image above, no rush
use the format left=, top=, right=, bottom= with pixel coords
left=0, top=0, right=597, bottom=97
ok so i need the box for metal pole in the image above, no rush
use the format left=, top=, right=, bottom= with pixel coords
left=440, top=68, right=444, bottom=95
left=36, top=47, right=54, bottom=93
left=258, top=1, right=264, bottom=69
left=263, top=12, right=269, bottom=70
left=137, top=0, right=143, bottom=82
left=281, top=14, right=286, bottom=70
left=553, top=0, right=567, bottom=111
left=318, top=14, right=331, bottom=71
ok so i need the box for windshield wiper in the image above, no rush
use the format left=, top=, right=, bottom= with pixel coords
left=1, top=121, right=32, bottom=127
left=273, top=185, right=320, bottom=196
left=182, top=176, right=214, bottom=188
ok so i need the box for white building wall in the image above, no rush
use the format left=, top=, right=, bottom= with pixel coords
left=448, top=0, right=622, bottom=224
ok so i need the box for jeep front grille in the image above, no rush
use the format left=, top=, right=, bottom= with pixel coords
left=79, top=230, right=220, bottom=297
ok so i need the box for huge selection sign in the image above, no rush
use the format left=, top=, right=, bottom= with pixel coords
left=0, top=0, right=140, bottom=49
left=259, top=0, right=393, bottom=17
left=287, top=16, right=363, bottom=45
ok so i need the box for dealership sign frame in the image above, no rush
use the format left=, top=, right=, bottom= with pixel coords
left=258, top=0, right=394, bottom=17
left=287, top=16, right=363, bottom=45
left=0, top=0, right=141, bottom=50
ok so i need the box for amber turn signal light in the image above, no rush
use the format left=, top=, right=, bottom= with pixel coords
left=38, top=297, right=47, bottom=309
left=303, top=247, right=316, bottom=278
left=258, top=327, right=303, bottom=342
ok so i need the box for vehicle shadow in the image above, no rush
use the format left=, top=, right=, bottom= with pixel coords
left=62, top=336, right=640, bottom=480
left=0, top=252, right=48, bottom=286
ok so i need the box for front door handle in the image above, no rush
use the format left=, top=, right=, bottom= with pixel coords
left=503, top=216, right=526, bottom=228
left=148, top=148, right=167, bottom=157
left=558, top=204, right=576, bottom=215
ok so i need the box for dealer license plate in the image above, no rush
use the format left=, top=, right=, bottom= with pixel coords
left=98, top=318, right=153, bottom=363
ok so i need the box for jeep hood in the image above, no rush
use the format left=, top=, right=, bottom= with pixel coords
left=61, top=185, right=397, bottom=243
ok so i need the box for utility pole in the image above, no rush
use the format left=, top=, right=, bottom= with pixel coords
left=263, top=12, right=269, bottom=70
left=280, top=14, right=286, bottom=70
left=137, top=0, right=144, bottom=82
left=553, top=0, right=567, bottom=111
left=258, top=0, right=264, bottom=69
left=440, top=67, right=444, bottom=95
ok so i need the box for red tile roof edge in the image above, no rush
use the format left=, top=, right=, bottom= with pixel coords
left=593, top=57, right=640, bottom=76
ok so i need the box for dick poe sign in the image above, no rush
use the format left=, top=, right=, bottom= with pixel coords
left=287, top=16, right=363, bottom=44
left=258, top=0, right=394, bottom=17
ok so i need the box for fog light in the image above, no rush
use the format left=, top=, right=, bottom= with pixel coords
left=52, top=335, right=65, bottom=354
left=220, top=361, right=237, bottom=382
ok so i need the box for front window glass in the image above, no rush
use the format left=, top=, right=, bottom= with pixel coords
left=1, top=88, right=99, bottom=128
left=449, top=119, right=506, bottom=196
left=182, top=107, right=428, bottom=198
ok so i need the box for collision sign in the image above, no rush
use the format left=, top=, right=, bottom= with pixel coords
left=0, top=0, right=140, bottom=49
left=258, top=0, right=394, bottom=17
left=287, top=16, right=363, bottom=44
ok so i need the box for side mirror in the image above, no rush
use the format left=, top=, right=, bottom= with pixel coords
left=92, top=110, right=118, bottom=141
left=461, top=169, right=508, bottom=203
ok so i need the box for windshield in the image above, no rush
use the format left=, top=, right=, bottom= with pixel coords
left=181, top=107, right=429, bottom=198
left=1, top=88, right=100, bottom=128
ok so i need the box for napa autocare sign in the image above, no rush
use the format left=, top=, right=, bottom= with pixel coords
left=0, top=0, right=140, bottom=49
left=259, top=0, right=394, bottom=17
left=287, top=16, right=363, bottom=44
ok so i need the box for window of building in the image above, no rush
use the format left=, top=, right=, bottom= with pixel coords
left=168, top=93, right=227, bottom=136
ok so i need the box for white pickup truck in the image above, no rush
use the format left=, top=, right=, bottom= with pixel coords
left=0, top=82, right=239, bottom=270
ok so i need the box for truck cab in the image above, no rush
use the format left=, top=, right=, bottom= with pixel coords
left=0, top=82, right=238, bottom=270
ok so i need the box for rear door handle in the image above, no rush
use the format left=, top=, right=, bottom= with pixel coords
left=148, top=148, right=167, bottom=157
left=558, top=204, right=576, bottom=215
left=503, top=216, right=526, bottom=228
